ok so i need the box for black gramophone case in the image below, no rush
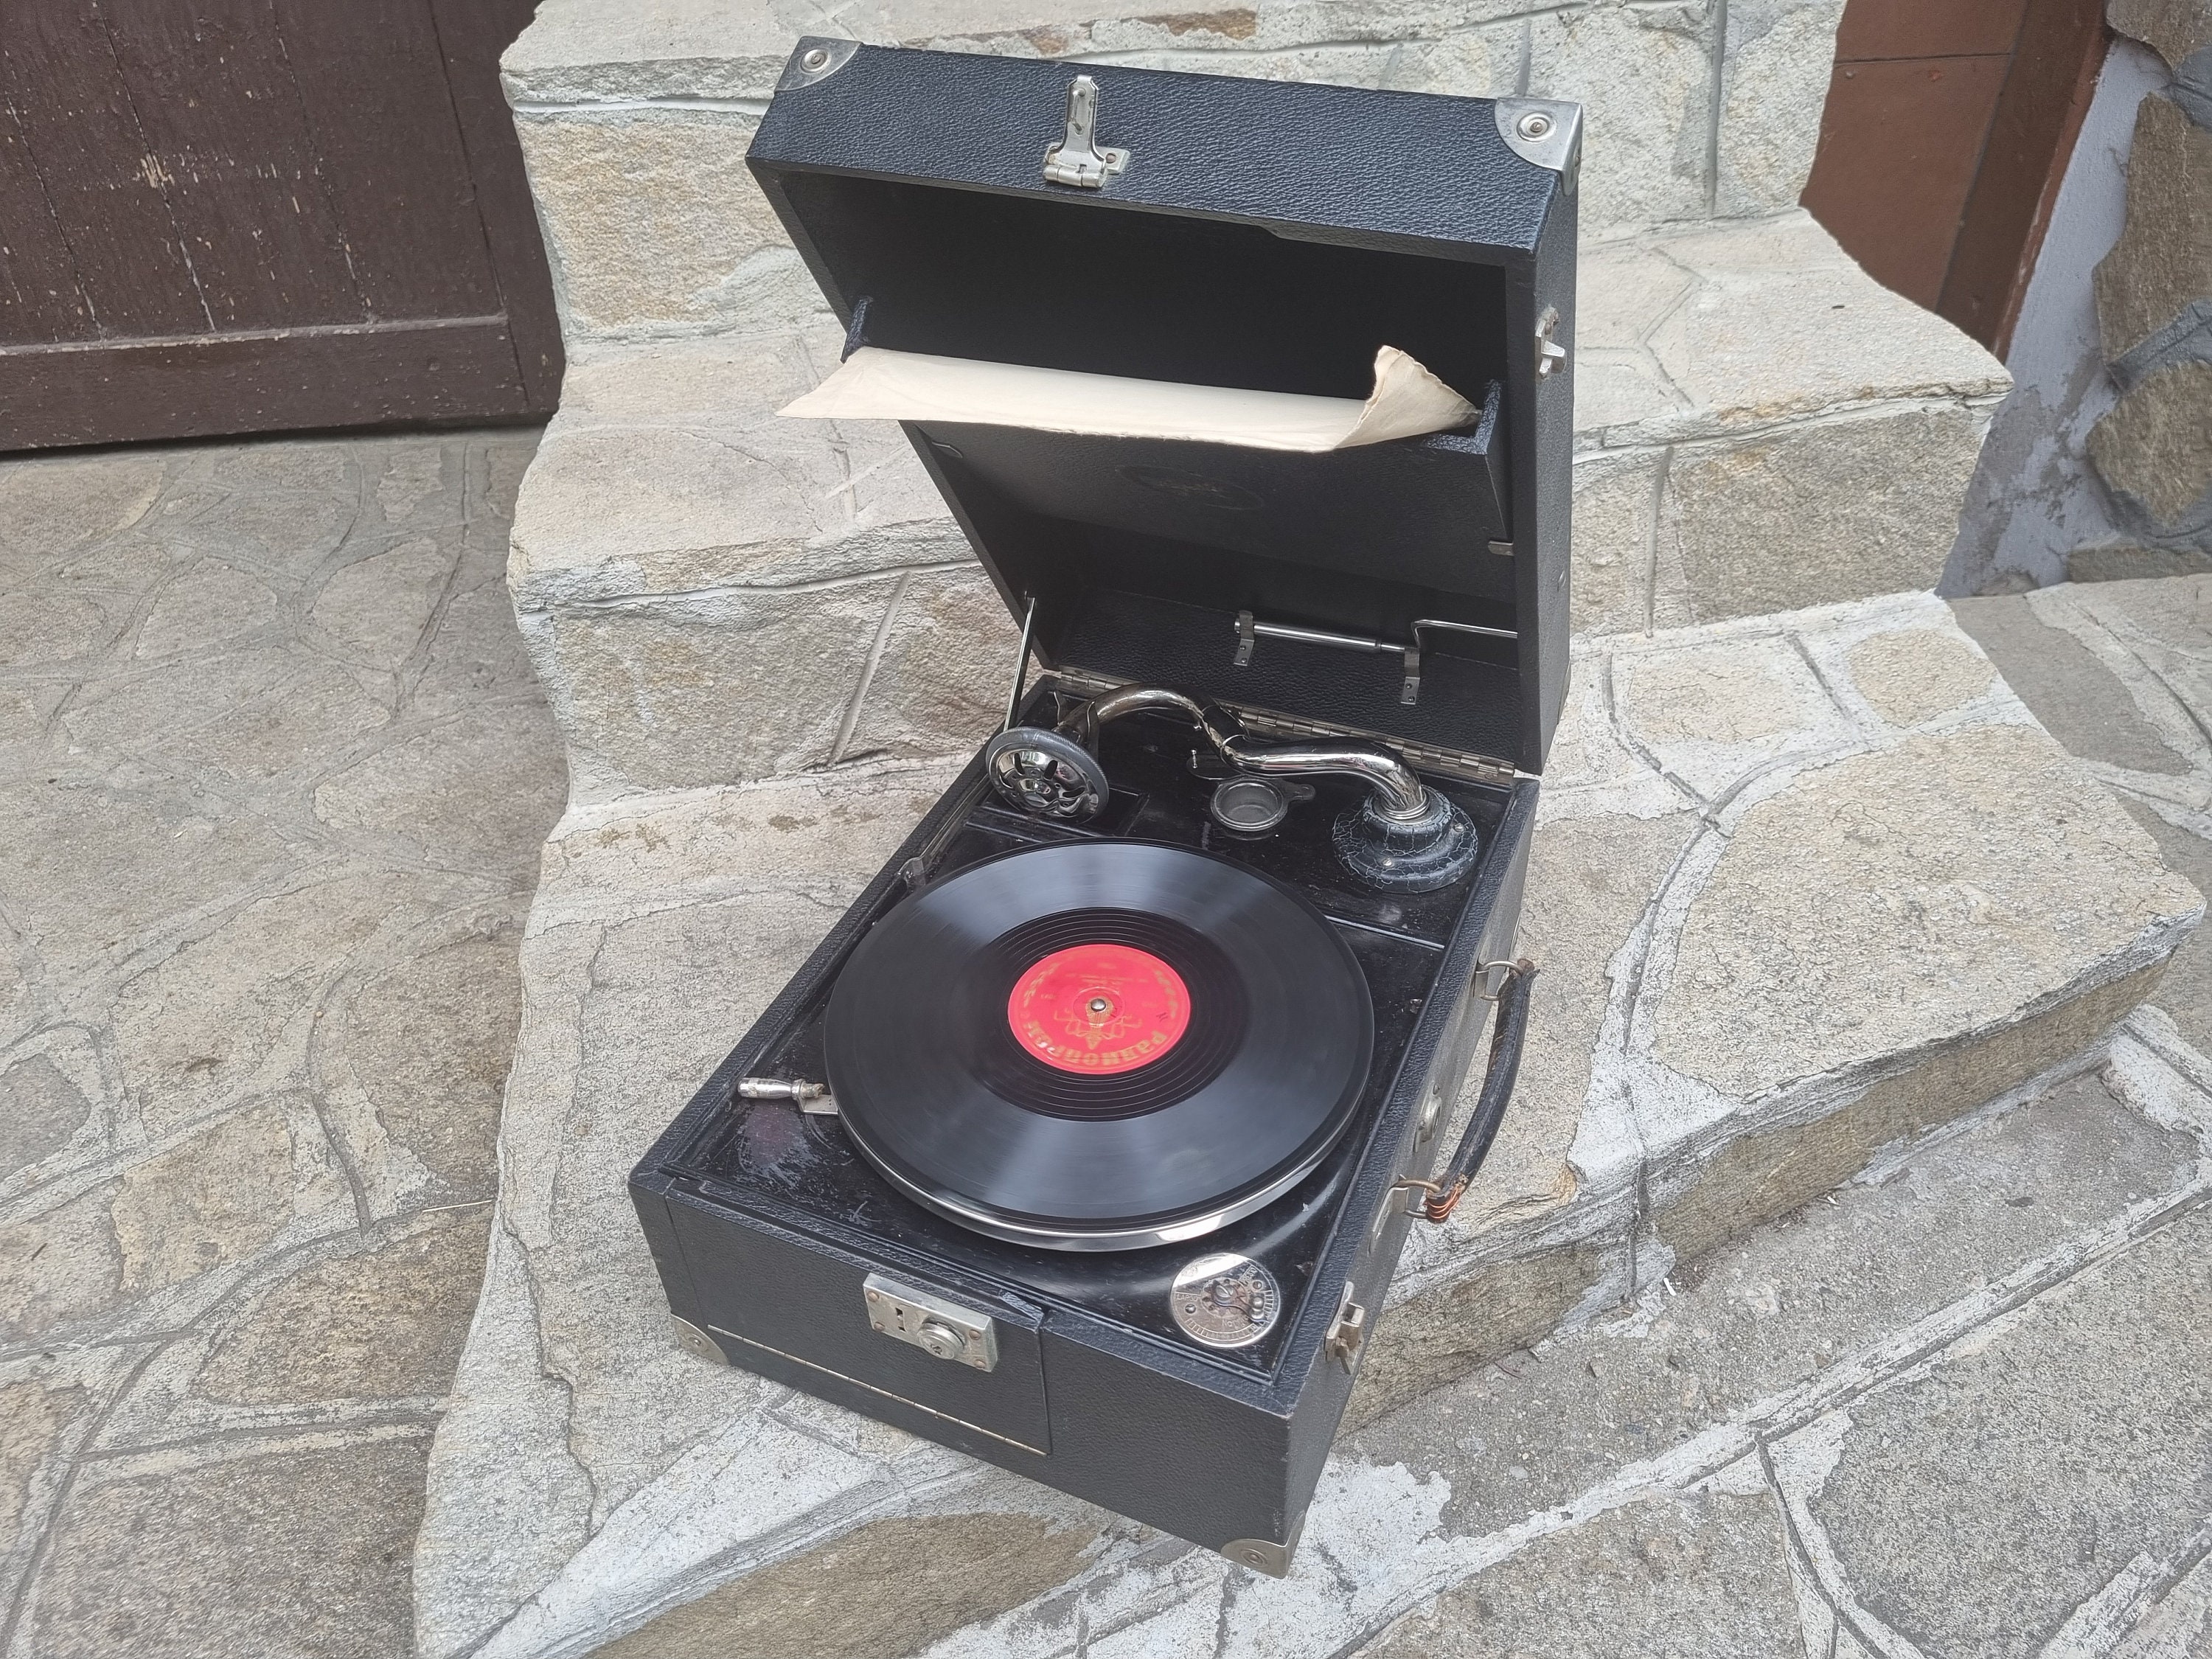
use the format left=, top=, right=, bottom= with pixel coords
left=628, top=41, right=1579, bottom=1572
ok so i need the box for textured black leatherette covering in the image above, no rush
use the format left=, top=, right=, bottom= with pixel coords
left=748, top=46, right=1555, bottom=253
left=628, top=760, right=1543, bottom=1556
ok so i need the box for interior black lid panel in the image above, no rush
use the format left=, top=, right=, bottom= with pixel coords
left=782, top=173, right=1517, bottom=403
left=748, top=42, right=1574, bottom=775
left=913, top=383, right=1509, bottom=599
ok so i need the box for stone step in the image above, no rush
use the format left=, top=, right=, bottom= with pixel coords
left=498, top=0, right=2008, bottom=804
left=908, top=1015, right=2212, bottom=1657
left=500, top=0, right=1838, bottom=337
left=498, top=0, right=1938, bottom=333
left=410, top=591, right=2199, bottom=1659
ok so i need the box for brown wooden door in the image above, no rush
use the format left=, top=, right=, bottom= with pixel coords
left=1801, top=0, right=2109, bottom=354
left=0, top=0, right=561, bottom=451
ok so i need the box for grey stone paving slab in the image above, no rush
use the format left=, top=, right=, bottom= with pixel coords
left=1952, top=592, right=2191, bottom=776
left=1801, top=1205, right=2212, bottom=1658
left=0, top=433, right=566, bottom=1658
left=25, top=1439, right=428, bottom=1659
left=1351, top=1069, right=2202, bottom=1549
left=1357, top=1486, right=1804, bottom=1659
left=1960, top=577, right=2212, bottom=1066
left=2120, top=807, right=2212, bottom=1059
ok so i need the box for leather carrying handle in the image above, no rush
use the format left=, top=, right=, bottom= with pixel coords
left=1414, top=958, right=1537, bottom=1224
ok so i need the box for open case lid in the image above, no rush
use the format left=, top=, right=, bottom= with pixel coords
left=748, top=41, right=1579, bottom=775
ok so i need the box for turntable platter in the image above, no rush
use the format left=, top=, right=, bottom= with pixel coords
left=823, top=841, right=1374, bottom=1252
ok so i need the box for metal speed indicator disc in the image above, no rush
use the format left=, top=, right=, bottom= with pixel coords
left=1170, top=1253, right=1279, bottom=1349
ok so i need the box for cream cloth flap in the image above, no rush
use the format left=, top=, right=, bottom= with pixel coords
left=778, top=344, right=1478, bottom=453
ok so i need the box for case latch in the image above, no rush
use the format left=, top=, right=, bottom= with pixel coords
left=1043, top=76, right=1130, bottom=189
left=863, top=1274, right=1000, bottom=1371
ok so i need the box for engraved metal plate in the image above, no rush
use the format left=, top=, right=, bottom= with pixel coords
left=1170, top=1253, right=1279, bottom=1349
left=863, top=1273, right=999, bottom=1371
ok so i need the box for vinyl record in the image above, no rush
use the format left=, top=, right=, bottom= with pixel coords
left=824, top=841, right=1374, bottom=1251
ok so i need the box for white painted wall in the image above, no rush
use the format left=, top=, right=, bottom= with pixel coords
left=1943, top=37, right=2172, bottom=594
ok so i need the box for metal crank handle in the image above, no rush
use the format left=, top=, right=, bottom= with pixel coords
left=1396, top=959, right=1537, bottom=1224
left=737, top=1077, right=838, bottom=1116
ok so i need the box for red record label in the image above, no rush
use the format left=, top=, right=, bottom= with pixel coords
left=1007, top=943, right=1192, bottom=1075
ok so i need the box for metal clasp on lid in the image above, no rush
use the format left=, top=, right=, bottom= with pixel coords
left=1043, top=76, right=1130, bottom=189
left=1535, top=307, right=1568, bottom=380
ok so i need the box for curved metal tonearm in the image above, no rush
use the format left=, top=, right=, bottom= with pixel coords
left=1062, top=685, right=1434, bottom=824
left=981, top=681, right=1481, bottom=891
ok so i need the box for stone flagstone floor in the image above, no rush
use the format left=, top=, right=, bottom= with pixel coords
left=0, top=432, right=566, bottom=1658
left=5, top=428, right=2212, bottom=1658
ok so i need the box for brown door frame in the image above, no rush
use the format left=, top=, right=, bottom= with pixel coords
left=0, top=0, right=560, bottom=452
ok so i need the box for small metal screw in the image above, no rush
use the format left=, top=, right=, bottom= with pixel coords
left=802, top=46, right=831, bottom=71
left=1516, top=111, right=1554, bottom=141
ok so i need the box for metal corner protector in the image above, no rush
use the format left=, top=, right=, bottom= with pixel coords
left=1492, top=98, right=1582, bottom=193
left=1222, top=1526, right=1301, bottom=1577
left=778, top=37, right=860, bottom=92
left=670, top=1315, right=729, bottom=1365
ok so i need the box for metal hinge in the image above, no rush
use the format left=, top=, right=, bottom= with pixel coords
left=1473, top=959, right=1523, bottom=1001
left=1325, top=1288, right=1367, bottom=1370
left=1043, top=76, right=1129, bottom=189
left=1535, top=307, right=1568, bottom=380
